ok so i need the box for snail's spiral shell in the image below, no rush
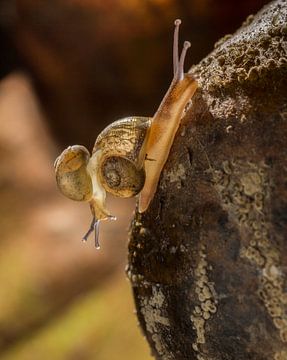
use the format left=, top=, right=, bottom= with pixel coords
left=100, top=156, right=145, bottom=198
left=57, top=165, right=93, bottom=201
left=55, top=145, right=93, bottom=201
left=94, top=117, right=151, bottom=164
left=93, top=116, right=151, bottom=198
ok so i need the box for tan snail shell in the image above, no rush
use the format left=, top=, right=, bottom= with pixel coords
left=54, top=145, right=92, bottom=201
left=93, top=116, right=151, bottom=198
left=54, top=19, right=198, bottom=247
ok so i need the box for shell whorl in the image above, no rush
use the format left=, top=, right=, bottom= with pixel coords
left=92, top=117, right=151, bottom=198
left=101, top=156, right=146, bottom=197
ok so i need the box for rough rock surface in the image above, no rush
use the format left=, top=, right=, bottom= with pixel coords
left=128, top=1, right=287, bottom=359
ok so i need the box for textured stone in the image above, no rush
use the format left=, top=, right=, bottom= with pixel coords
left=128, top=1, right=287, bottom=359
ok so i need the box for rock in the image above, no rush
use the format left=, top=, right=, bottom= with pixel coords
left=128, top=1, right=287, bottom=358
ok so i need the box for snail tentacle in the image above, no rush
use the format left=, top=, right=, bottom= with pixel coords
left=173, top=19, right=181, bottom=76
left=82, top=216, right=100, bottom=248
left=177, top=41, right=191, bottom=81
left=173, top=19, right=191, bottom=81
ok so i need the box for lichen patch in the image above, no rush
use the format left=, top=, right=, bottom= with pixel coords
left=213, top=159, right=287, bottom=354
left=190, top=244, right=218, bottom=359
left=139, top=286, right=172, bottom=359
left=163, top=163, right=186, bottom=189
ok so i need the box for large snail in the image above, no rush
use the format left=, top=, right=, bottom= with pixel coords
left=54, top=20, right=198, bottom=248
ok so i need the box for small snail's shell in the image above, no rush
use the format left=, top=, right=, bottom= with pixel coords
left=92, top=117, right=151, bottom=198
left=55, top=145, right=93, bottom=201
left=100, top=156, right=146, bottom=197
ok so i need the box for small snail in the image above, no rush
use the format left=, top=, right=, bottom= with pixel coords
left=54, top=19, right=198, bottom=248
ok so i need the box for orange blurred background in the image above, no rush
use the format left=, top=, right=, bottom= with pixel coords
left=0, top=0, right=269, bottom=359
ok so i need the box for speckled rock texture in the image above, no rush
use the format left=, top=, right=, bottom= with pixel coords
left=127, top=1, right=287, bottom=359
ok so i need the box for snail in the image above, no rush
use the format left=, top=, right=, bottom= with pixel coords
left=54, top=19, right=198, bottom=248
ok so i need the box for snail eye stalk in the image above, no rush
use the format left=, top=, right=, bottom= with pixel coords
left=82, top=216, right=100, bottom=249
left=82, top=214, right=117, bottom=248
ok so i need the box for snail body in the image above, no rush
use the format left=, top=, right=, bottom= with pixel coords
left=55, top=20, right=198, bottom=247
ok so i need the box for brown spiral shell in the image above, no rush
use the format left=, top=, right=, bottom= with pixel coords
left=93, top=117, right=151, bottom=198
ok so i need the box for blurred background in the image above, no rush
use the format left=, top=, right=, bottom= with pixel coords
left=0, top=0, right=269, bottom=359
